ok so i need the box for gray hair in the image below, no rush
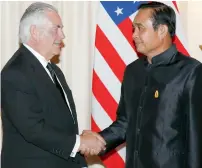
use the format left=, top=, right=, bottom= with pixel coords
left=19, top=2, right=58, bottom=43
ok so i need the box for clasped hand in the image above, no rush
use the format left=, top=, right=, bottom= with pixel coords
left=78, top=130, right=106, bottom=156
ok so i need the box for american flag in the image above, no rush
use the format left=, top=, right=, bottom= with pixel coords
left=91, top=1, right=189, bottom=168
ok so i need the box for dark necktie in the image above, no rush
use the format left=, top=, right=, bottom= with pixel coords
left=46, top=63, right=76, bottom=124
left=46, top=63, right=67, bottom=105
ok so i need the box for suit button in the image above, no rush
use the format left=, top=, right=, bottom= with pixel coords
left=137, top=128, right=140, bottom=134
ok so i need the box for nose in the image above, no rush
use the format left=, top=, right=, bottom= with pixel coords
left=132, top=29, right=138, bottom=40
left=59, top=29, right=65, bottom=39
left=61, top=31, right=65, bottom=39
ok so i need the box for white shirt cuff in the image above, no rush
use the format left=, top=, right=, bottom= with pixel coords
left=70, top=135, right=80, bottom=157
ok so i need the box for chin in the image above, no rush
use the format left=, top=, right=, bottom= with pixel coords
left=54, top=53, right=60, bottom=56
left=136, top=46, right=145, bottom=54
left=53, top=49, right=61, bottom=56
left=136, top=47, right=142, bottom=53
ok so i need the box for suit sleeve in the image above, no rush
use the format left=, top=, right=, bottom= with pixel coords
left=99, top=70, right=128, bottom=153
left=1, top=69, right=77, bottom=160
left=186, top=64, right=202, bottom=168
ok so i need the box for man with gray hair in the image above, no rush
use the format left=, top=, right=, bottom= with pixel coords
left=1, top=2, right=105, bottom=168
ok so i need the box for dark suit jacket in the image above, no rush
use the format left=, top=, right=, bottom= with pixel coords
left=1, top=45, right=86, bottom=168
left=100, top=45, right=202, bottom=168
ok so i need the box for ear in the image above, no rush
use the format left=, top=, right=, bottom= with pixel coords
left=30, top=25, right=38, bottom=42
left=158, top=24, right=168, bottom=39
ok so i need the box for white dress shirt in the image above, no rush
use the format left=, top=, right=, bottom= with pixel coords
left=23, top=44, right=80, bottom=158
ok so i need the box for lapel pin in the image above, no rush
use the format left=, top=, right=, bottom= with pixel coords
left=154, top=90, right=159, bottom=98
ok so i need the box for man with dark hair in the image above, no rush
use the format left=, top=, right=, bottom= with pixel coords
left=83, top=2, right=202, bottom=168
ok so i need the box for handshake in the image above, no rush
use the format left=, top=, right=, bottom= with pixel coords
left=78, top=130, right=106, bottom=156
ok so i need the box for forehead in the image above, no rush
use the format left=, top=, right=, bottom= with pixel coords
left=133, top=8, right=153, bottom=25
left=46, top=10, right=63, bottom=26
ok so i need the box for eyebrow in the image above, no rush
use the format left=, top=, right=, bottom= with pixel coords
left=133, top=23, right=144, bottom=27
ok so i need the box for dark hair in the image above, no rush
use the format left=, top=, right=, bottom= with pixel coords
left=138, top=2, right=176, bottom=37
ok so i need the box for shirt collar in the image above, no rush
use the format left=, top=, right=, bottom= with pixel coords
left=143, top=44, right=178, bottom=67
left=152, top=44, right=177, bottom=65
left=23, top=43, right=50, bottom=69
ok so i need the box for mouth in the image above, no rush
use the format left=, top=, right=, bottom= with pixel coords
left=54, top=42, right=63, bottom=48
left=135, top=42, right=142, bottom=47
left=53, top=41, right=64, bottom=48
left=54, top=42, right=60, bottom=45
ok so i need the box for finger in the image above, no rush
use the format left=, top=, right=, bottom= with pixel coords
left=90, top=149, right=96, bottom=155
left=79, top=146, right=86, bottom=155
left=96, top=137, right=106, bottom=147
left=80, top=148, right=85, bottom=155
left=90, top=147, right=100, bottom=155
left=95, top=135, right=106, bottom=145
left=94, top=149, right=100, bottom=155
left=96, top=140, right=106, bottom=151
left=79, top=144, right=89, bottom=155
left=84, top=148, right=90, bottom=157
left=95, top=147, right=102, bottom=155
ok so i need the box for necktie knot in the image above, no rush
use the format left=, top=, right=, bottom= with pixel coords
left=46, top=62, right=67, bottom=103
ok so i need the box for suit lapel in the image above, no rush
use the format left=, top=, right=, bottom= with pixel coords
left=20, top=45, right=73, bottom=114
left=51, top=64, right=78, bottom=125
